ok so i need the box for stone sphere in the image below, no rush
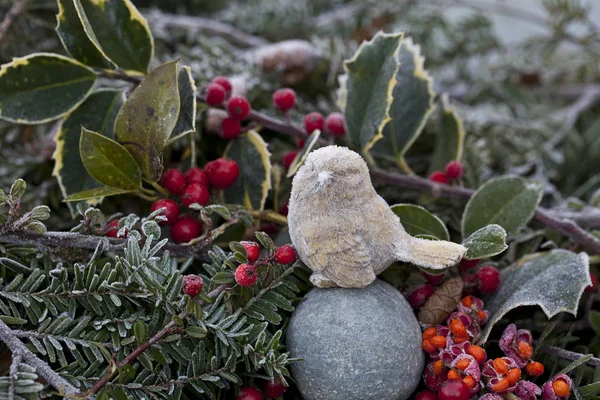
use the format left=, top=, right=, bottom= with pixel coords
left=287, top=279, right=424, bottom=400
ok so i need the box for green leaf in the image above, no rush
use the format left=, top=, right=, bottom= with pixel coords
left=80, top=127, right=141, bottom=191
left=10, top=179, right=26, bottom=199
left=211, top=272, right=235, bottom=284
left=286, top=130, right=321, bottom=178
left=0, top=316, right=28, bottom=325
left=390, top=203, right=449, bottom=240
left=186, top=326, right=208, bottom=339
left=170, top=66, right=197, bottom=142
left=73, top=0, right=153, bottom=74
left=462, top=224, right=508, bottom=260
left=370, top=37, right=436, bottom=170
left=223, top=130, right=272, bottom=211
left=53, top=90, right=125, bottom=201
left=480, top=250, right=592, bottom=343
left=462, top=175, right=542, bottom=238
left=64, top=186, right=133, bottom=202
left=429, top=93, right=465, bottom=173
left=114, top=60, right=180, bottom=181
left=133, top=320, right=148, bottom=345
left=343, top=31, right=403, bottom=152
left=0, top=53, right=96, bottom=123
left=558, top=355, right=592, bottom=375
left=589, top=310, right=600, bottom=335
left=55, top=0, right=112, bottom=68
left=579, top=381, right=600, bottom=397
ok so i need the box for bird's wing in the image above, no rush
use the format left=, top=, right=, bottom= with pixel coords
left=302, top=230, right=376, bottom=288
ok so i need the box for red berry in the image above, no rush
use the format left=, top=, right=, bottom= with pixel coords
left=235, top=264, right=258, bottom=287
left=586, top=273, right=598, bottom=292
left=429, top=171, right=448, bottom=184
left=278, top=201, right=289, bottom=216
left=211, top=76, right=232, bottom=98
left=438, top=379, right=470, bottom=400
left=272, top=88, right=296, bottom=111
left=458, top=259, right=480, bottom=273
left=151, top=198, right=180, bottom=225
left=275, top=244, right=296, bottom=264
left=182, top=183, right=210, bottom=207
left=263, top=378, right=286, bottom=399
left=220, top=117, right=242, bottom=140
left=445, top=160, right=464, bottom=180
left=422, top=271, right=445, bottom=286
left=462, top=273, right=479, bottom=296
left=416, top=390, right=439, bottom=400
left=184, top=168, right=209, bottom=187
left=106, top=220, right=123, bottom=238
left=206, top=82, right=226, bottom=106
left=226, top=96, right=251, bottom=120
left=282, top=151, right=297, bottom=170
left=171, top=216, right=202, bottom=244
left=408, top=284, right=436, bottom=308
left=304, top=112, right=324, bottom=134
left=237, top=387, right=262, bottom=400
left=324, top=112, right=346, bottom=136
left=182, top=275, right=203, bottom=297
left=161, top=169, right=186, bottom=195
left=241, top=241, right=260, bottom=263
left=205, top=158, right=240, bottom=189
left=476, top=265, right=501, bottom=294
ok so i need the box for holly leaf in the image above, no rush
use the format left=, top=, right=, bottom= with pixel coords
left=462, top=224, right=508, bottom=260
left=462, top=175, right=542, bottom=238
left=224, top=131, right=272, bottom=211
left=429, top=93, right=465, bottom=173
left=343, top=31, right=403, bottom=152
left=390, top=203, right=449, bottom=240
left=53, top=89, right=125, bottom=201
left=80, top=127, right=141, bottom=191
left=286, top=130, right=321, bottom=178
left=170, top=66, right=197, bottom=142
left=73, top=0, right=153, bottom=74
left=65, top=186, right=133, bottom=202
left=0, top=53, right=96, bottom=123
left=370, top=37, right=436, bottom=171
left=479, top=250, right=592, bottom=343
left=114, top=60, right=180, bottom=181
left=55, top=0, right=113, bottom=68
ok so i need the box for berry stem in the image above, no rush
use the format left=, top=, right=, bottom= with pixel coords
left=145, top=179, right=170, bottom=197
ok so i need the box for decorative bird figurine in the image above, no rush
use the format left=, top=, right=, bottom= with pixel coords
left=288, top=146, right=466, bottom=288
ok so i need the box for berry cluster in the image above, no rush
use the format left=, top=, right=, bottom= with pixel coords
left=237, top=378, right=287, bottom=399
left=418, top=296, right=570, bottom=400
left=151, top=160, right=239, bottom=243
left=233, top=242, right=297, bottom=287
left=429, top=160, right=465, bottom=184
left=205, top=76, right=252, bottom=140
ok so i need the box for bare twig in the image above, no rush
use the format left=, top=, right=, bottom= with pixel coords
left=0, top=0, right=27, bottom=44
left=144, top=8, right=269, bottom=48
left=0, top=319, right=79, bottom=396
left=538, top=344, right=600, bottom=368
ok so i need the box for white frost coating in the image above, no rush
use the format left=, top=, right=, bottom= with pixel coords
left=317, top=171, right=333, bottom=186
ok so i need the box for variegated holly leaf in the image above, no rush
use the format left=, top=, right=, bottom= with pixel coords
left=73, top=0, right=153, bottom=74
left=114, top=60, right=180, bottom=181
left=170, top=66, right=197, bottom=143
left=429, top=93, right=465, bottom=173
left=391, top=203, right=449, bottom=240
left=480, top=250, right=591, bottom=343
left=462, top=224, right=508, bottom=260
left=286, top=130, right=321, bottom=178
left=462, top=175, right=542, bottom=238
left=224, top=131, right=272, bottom=211
left=0, top=53, right=96, bottom=123
left=370, top=37, right=435, bottom=172
left=343, top=31, right=403, bottom=152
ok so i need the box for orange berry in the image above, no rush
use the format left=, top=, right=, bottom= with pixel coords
left=507, top=368, right=521, bottom=384
left=431, top=335, right=447, bottom=349
left=552, top=379, right=570, bottom=397
left=477, top=310, right=487, bottom=323
left=517, top=341, right=533, bottom=359
left=450, top=319, right=467, bottom=337
left=456, top=359, right=471, bottom=371
left=423, top=339, right=436, bottom=353
left=433, top=360, right=444, bottom=376
left=447, top=370, right=461, bottom=380
left=463, top=375, right=477, bottom=389
left=493, top=358, right=510, bottom=375
left=492, top=377, right=510, bottom=393
left=466, top=345, right=486, bottom=364
left=461, top=296, right=473, bottom=308
left=526, top=361, right=544, bottom=377
left=423, top=327, right=437, bottom=340
left=454, top=334, right=470, bottom=343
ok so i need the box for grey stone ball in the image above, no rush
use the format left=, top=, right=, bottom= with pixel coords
left=286, top=279, right=424, bottom=400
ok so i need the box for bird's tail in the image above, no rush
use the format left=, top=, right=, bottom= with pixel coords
left=397, top=237, right=467, bottom=271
